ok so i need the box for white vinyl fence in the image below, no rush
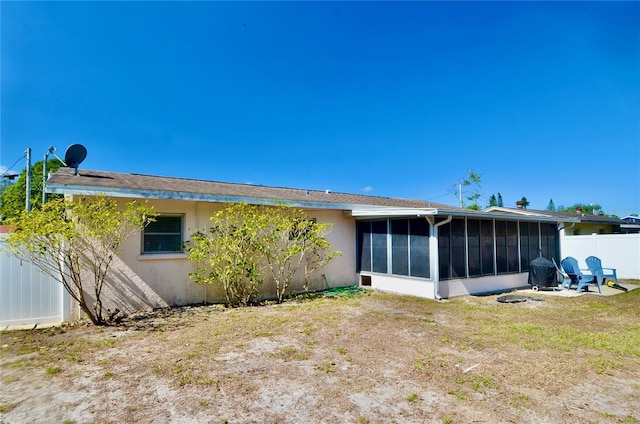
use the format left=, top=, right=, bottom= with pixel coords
left=0, top=235, right=69, bottom=328
left=561, top=233, right=640, bottom=279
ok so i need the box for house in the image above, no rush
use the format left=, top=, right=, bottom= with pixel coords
left=484, top=206, right=636, bottom=235
left=45, top=167, right=568, bottom=314
left=621, top=215, right=640, bottom=234
left=622, top=215, right=640, bottom=223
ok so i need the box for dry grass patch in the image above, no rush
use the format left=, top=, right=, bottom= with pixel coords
left=1, top=286, right=639, bottom=423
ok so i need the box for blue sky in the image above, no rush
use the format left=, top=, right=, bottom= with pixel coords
left=2, top=1, right=639, bottom=216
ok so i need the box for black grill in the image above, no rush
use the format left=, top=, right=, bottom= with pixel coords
left=528, top=256, right=558, bottom=290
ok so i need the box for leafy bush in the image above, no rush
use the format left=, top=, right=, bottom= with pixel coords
left=186, top=203, right=341, bottom=305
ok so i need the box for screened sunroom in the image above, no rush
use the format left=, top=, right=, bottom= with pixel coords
left=355, top=213, right=561, bottom=299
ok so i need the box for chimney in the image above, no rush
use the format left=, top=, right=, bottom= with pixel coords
left=576, top=207, right=583, bottom=215
left=516, top=201, right=524, bottom=209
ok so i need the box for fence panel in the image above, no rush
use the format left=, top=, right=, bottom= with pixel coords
left=0, top=236, right=67, bottom=328
left=561, top=233, right=640, bottom=279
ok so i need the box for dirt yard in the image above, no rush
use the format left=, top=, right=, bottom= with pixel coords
left=1, top=285, right=639, bottom=424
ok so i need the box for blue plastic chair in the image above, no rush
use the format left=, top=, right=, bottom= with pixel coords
left=585, top=256, right=618, bottom=287
left=552, top=258, right=571, bottom=290
left=561, top=257, right=601, bottom=294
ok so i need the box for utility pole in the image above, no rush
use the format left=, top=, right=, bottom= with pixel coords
left=25, top=147, right=32, bottom=212
left=43, top=151, right=48, bottom=206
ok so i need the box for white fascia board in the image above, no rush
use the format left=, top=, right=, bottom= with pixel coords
left=348, top=208, right=439, bottom=218
left=483, top=207, right=578, bottom=223
left=348, top=207, right=568, bottom=222
left=465, top=211, right=571, bottom=223
left=422, top=209, right=571, bottom=223
left=484, top=206, right=544, bottom=216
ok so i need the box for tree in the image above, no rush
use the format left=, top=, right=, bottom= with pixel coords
left=4, top=196, right=156, bottom=325
left=186, top=203, right=341, bottom=305
left=187, top=203, right=265, bottom=306
left=0, top=159, right=63, bottom=221
left=257, top=207, right=341, bottom=302
left=453, top=168, right=482, bottom=210
left=546, top=199, right=556, bottom=212
left=487, top=193, right=505, bottom=208
left=520, top=196, right=530, bottom=209
left=0, top=172, right=18, bottom=199
left=557, top=203, right=604, bottom=216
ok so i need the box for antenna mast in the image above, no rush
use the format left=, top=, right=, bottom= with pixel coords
left=42, top=146, right=65, bottom=205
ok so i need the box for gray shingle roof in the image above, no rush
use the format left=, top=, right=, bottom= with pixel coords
left=484, top=206, right=627, bottom=225
left=517, top=208, right=628, bottom=225
left=46, top=167, right=462, bottom=211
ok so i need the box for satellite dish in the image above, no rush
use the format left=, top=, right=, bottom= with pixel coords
left=64, top=144, right=87, bottom=175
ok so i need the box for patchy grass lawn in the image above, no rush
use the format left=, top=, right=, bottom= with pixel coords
left=1, top=284, right=639, bottom=424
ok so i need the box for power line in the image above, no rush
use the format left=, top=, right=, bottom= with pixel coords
left=428, top=192, right=456, bottom=201
left=1, top=153, right=26, bottom=178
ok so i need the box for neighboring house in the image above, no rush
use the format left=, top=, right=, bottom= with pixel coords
left=621, top=215, right=640, bottom=234
left=45, top=167, right=568, bottom=314
left=484, top=206, right=635, bottom=235
left=484, top=205, right=640, bottom=279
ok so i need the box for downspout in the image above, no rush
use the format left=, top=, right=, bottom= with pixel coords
left=432, top=215, right=453, bottom=300
left=557, top=221, right=575, bottom=260
left=559, top=222, right=576, bottom=233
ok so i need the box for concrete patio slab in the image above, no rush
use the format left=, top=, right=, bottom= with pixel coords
left=517, top=281, right=639, bottom=297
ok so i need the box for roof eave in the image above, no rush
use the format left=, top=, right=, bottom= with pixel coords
left=447, top=209, right=571, bottom=222
left=46, top=185, right=574, bottom=223
left=46, top=185, right=370, bottom=211
left=348, top=208, right=439, bottom=218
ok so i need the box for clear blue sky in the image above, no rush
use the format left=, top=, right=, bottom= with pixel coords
left=2, top=1, right=639, bottom=216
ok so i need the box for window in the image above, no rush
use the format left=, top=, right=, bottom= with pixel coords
left=289, top=218, right=316, bottom=240
left=467, top=219, right=495, bottom=277
left=409, top=218, right=430, bottom=278
left=438, top=221, right=451, bottom=279
left=506, top=221, right=519, bottom=272
left=356, top=218, right=430, bottom=278
left=496, top=220, right=520, bottom=274
left=540, top=223, right=559, bottom=262
left=438, top=218, right=558, bottom=280
left=356, top=221, right=371, bottom=272
left=371, top=220, right=388, bottom=273
left=467, top=219, right=481, bottom=276
left=450, top=219, right=466, bottom=278
left=356, top=220, right=387, bottom=273
left=496, top=221, right=508, bottom=273
left=481, top=219, right=494, bottom=276
left=391, top=220, right=409, bottom=275
left=528, top=222, right=540, bottom=267
left=142, top=215, right=183, bottom=254
left=519, top=222, right=540, bottom=271
left=439, top=218, right=466, bottom=279
left=359, top=216, right=564, bottom=281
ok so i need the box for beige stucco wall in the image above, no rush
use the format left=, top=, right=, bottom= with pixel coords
left=93, top=199, right=357, bottom=312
